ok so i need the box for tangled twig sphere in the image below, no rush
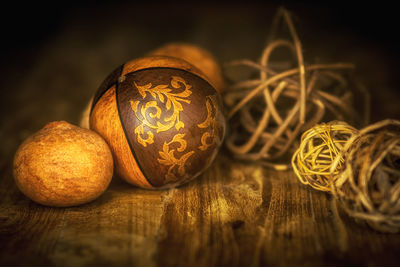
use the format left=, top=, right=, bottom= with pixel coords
left=223, top=8, right=369, bottom=169
left=292, top=121, right=358, bottom=192
left=331, top=119, right=400, bottom=233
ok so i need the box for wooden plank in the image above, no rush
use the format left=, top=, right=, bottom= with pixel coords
left=48, top=178, right=166, bottom=267
left=0, top=167, right=66, bottom=266
left=1, top=151, right=400, bottom=267
left=157, top=156, right=336, bottom=266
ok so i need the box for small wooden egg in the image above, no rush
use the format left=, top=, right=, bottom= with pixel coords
left=148, top=42, right=225, bottom=93
left=13, top=121, right=113, bottom=207
left=90, top=56, right=226, bottom=189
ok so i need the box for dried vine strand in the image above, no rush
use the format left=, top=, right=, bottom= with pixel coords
left=280, top=9, right=306, bottom=123
left=227, top=63, right=354, bottom=119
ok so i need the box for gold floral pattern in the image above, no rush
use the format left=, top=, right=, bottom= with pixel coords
left=157, top=134, right=195, bottom=183
left=197, top=95, right=220, bottom=151
left=128, top=75, right=221, bottom=184
left=130, top=76, right=192, bottom=147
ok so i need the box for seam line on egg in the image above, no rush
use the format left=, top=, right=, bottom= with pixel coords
left=115, top=74, right=155, bottom=187
left=126, top=67, right=216, bottom=93
left=90, top=64, right=125, bottom=115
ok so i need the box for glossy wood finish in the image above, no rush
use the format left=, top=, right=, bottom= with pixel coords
left=90, top=58, right=226, bottom=188
left=117, top=68, right=225, bottom=187
left=90, top=86, right=152, bottom=188
left=91, top=56, right=208, bottom=113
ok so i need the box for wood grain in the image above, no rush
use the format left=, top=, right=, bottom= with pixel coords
left=2, top=154, right=400, bottom=266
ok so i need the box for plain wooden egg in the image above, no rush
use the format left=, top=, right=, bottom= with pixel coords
left=90, top=56, right=226, bottom=189
left=13, top=121, right=114, bottom=207
left=148, top=42, right=225, bottom=93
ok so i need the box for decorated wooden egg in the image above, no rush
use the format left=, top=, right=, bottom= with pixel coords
left=90, top=56, right=226, bottom=189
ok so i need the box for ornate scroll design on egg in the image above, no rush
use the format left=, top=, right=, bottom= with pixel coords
left=158, top=133, right=195, bottom=183
left=198, top=95, right=221, bottom=151
left=130, top=76, right=192, bottom=147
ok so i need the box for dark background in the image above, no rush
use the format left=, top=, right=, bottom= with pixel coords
left=2, top=1, right=399, bottom=98
left=1, top=0, right=399, bottom=158
left=2, top=1, right=399, bottom=61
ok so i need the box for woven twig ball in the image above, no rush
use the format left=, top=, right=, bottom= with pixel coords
left=223, top=8, right=369, bottom=169
left=332, top=119, right=400, bottom=233
left=292, top=121, right=358, bottom=191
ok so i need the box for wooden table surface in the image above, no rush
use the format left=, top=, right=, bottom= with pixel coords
left=1, top=2, right=400, bottom=266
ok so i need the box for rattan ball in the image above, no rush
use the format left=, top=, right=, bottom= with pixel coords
left=331, top=119, right=400, bottom=233
left=223, top=9, right=369, bottom=169
left=292, top=121, right=358, bottom=191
